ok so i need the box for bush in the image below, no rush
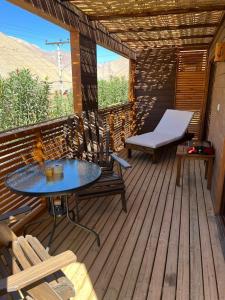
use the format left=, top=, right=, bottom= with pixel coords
left=0, top=69, right=50, bottom=130
left=98, top=76, right=128, bottom=108
left=49, top=90, right=73, bottom=119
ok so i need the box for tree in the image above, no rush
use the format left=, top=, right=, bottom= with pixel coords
left=50, top=91, right=73, bottom=118
left=98, top=76, right=128, bottom=108
left=0, top=69, right=50, bottom=131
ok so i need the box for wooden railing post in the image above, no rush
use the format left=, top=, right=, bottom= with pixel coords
left=129, top=59, right=137, bottom=135
left=121, top=112, right=126, bottom=145
left=109, top=112, right=115, bottom=151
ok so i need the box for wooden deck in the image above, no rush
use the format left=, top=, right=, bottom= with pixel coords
left=32, top=149, right=225, bottom=300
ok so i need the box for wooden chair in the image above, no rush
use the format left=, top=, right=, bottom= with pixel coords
left=0, top=207, right=76, bottom=300
left=66, top=112, right=131, bottom=219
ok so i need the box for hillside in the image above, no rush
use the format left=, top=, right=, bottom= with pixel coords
left=0, top=32, right=72, bottom=91
left=0, top=33, right=129, bottom=90
left=97, top=57, right=129, bottom=80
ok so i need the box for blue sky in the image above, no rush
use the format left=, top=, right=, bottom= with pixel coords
left=0, top=0, right=120, bottom=63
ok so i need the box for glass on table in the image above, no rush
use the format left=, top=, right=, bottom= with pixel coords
left=44, top=166, right=54, bottom=180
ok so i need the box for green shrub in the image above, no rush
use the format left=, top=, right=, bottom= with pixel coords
left=0, top=69, right=50, bottom=130
left=98, top=76, right=128, bottom=108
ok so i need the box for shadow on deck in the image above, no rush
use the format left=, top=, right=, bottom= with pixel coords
left=32, top=149, right=225, bottom=300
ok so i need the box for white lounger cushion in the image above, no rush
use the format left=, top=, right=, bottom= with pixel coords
left=126, top=109, right=193, bottom=149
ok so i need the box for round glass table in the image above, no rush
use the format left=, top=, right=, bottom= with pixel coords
left=5, top=159, right=101, bottom=250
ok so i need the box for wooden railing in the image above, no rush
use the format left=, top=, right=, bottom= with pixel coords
left=0, top=103, right=133, bottom=231
left=99, top=102, right=133, bottom=151
left=0, top=117, right=71, bottom=232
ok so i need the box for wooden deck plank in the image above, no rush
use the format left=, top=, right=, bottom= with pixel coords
left=94, top=152, right=170, bottom=300
left=146, top=154, right=177, bottom=300
left=105, top=152, right=174, bottom=300
left=66, top=153, right=151, bottom=299
left=32, top=150, right=225, bottom=300
left=189, top=160, right=204, bottom=300
left=75, top=155, right=155, bottom=299
left=199, top=162, right=225, bottom=300
left=131, top=151, right=174, bottom=300
left=176, top=159, right=190, bottom=300
left=195, top=160, right=218, bottom=300
left=161, top=159, right=183, bottom=300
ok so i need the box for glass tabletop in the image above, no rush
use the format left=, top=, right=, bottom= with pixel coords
left=5, top=159, right=101, bottom=197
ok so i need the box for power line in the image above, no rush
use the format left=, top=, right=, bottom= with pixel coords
left=45, top=39, right=70, bottom=93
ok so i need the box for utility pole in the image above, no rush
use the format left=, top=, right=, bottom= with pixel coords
left=45, top=39, right=69, bottom=93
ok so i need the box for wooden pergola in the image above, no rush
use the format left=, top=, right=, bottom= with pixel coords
left=60, top=0, right=225, bottom=49
left=1, top=1, right=225, bottom=299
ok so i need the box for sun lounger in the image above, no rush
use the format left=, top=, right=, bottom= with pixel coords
left=125, top=109, right=194, bottom=162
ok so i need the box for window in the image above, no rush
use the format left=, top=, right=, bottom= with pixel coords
left=0, top=0, right=73, bottom=131
left=97, top=45, right=129, bottom=108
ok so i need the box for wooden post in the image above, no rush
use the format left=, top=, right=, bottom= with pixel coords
left=121, top=112, right=126, bottom=145
left=70, top=30, right=82, bottom=113
left=214, top=42, right=225, bottom=62
left=109, top=112, right=115, bottom=151
left=129, top=59, right=137, bottom=135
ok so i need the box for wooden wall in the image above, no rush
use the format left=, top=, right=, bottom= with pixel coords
left=207, top=18, right=225, bottom=213
left=175, top=49, right=208, bottom=140
left=134, top=49, right=177, bottom=133
left=207, top=62, right=225, bottom=212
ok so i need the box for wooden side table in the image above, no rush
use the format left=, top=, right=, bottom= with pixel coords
left=176, top=144, right=215, bottom=189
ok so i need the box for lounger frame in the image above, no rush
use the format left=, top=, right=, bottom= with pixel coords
left=125, top=132, right=194, bottom=163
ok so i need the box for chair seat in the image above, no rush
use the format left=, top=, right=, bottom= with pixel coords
left=77, top=171, right=125, bottom=199
left=126, top=131, right=182, bottom=149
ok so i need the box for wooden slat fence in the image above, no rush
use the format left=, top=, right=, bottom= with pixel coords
left=99, top=102, right=132, bottom=151
left=0, top=117, right=71, bottom=232
left=0, top=103, right=132, bottom=231
left=175, top=49, right=208, bottom=140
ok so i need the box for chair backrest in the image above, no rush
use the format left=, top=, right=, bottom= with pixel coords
left=66, top=112, right=112, bottom=168
left=154, top=109, right=194, bottom=137
left=0, top=208, right=75, bottom=299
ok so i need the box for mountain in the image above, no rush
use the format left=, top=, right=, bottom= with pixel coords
left=0, top=33, right=129, bottom=91
left=0, top=32, right=72, bottom=91
left=97, top=57, right=129, bottom=80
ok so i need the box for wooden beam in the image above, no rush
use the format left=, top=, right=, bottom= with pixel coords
left=109, top=23, right=219, bottom=34
left=209, top=13, right=225, bottom=59
left=89, top=5, right=225, bottom=21
left=70, top=30, right=82, bottom=112
left=129, top=60, right=137, bottom=135
left=134, top=43, right=210, bottom=50
left=122, top=34, right=213, bottom=43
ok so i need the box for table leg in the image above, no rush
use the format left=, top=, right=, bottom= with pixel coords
left=23, top=200, right=59, bottom=253
left=207, top=158, right=213, bottom=190
left=46, top=198, right=58, bottom=251
left=23, top=215, right=51, bottom=236
left=65, top=196, right=100, bottom=246
left=176, top=157, right=182, bottom=186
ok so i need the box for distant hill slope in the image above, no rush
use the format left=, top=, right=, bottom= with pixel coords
left=0, top=32, right=72, bottom=91
left=0, top=33, right=129, bottom=91
left=97, top=57, right=129, bottom=80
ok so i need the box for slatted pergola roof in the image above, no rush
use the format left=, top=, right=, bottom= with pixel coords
left=60, top=0, right=225, bottom=50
